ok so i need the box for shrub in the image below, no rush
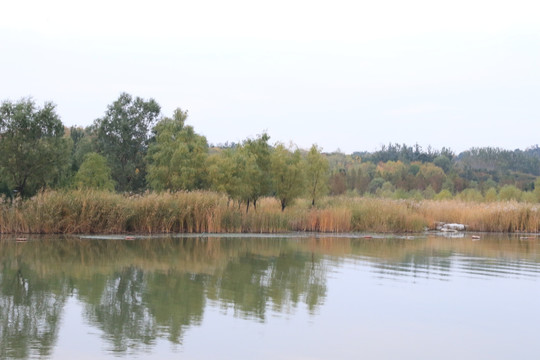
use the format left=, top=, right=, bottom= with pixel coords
left=499, top=185, right=522, bottom=202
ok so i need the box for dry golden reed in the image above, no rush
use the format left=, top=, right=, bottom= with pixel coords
left=1, top=190, right=540, bottom=234
left=419, top=200, right=540, bottom=233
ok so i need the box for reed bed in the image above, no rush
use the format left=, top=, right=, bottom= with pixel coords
left=126, top=191, right=227, bottom=233
left=419, top=200, right=540, bottom=233
left=1, top=190, right=540, bottom=234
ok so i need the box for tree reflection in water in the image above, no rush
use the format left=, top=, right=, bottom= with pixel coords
left=0, top=234, right=537, bottom=357
left=0, top=248, right=68, bottom=359
left=0, top=237, right=329, bottom=356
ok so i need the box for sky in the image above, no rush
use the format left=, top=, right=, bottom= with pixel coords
left=1, top=0, right=539, bottom=154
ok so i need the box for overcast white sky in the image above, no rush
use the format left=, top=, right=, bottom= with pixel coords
left=1, top=0, right=539, bottom=154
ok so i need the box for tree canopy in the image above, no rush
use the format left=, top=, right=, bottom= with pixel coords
left=0, top=98, right=70, bottom=197
left=208, top=146, right=258, bottom=209
left=73, top=152, right=115, bottom=191
left=242, top=132, right=272, bottom=209
left=146, top=109, right=208, bottom=191
left=271, top=144, right=306, bottom=211
left=2, top=93, right=540, bottom=205
left=306, top=145, right=329, bottom=206
left=93, top=93, right=160, bottom=192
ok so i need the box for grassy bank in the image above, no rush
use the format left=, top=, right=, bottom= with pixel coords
left=1, top=190, right=540, bottom=234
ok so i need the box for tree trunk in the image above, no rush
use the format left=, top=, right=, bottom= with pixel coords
left=19, top=175, right=28, bottom=198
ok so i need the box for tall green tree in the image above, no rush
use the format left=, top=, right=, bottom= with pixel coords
left=208, top=146, right=258, bottom=210
left=73, top=152, right=115, bottom=191
left=243, top=132, right=272, bottom=210
left=306, top=144, right=329, bottom=206
left=69, top=126, right=95, bottom=173
left=146, top=109, right=208, bottom=191
left=0, top=98, right=70, bottom=197
left=270, top=144, right=306, bottom=211
left=93, top=93, right=160, bottom=192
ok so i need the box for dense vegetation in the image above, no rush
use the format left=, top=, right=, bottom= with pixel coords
left=2, top=190, right=540, bottom=234
left=2, top=93, right=540, bottom=234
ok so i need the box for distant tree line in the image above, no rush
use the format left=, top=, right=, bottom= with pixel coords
left=1, top=94, right=540, bottom=206
left=327, top=143, right=540, bottom=202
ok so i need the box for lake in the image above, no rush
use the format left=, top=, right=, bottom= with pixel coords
left=1, top=233, right=539, bottom=359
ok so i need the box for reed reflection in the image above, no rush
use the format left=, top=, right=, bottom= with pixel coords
left=348, top=236, right=539, bottom=282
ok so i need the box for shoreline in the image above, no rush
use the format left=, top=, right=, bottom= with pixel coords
left=2, top=230, right=540, bottom=239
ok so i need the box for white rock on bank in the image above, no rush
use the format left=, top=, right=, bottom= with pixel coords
left=435, top=222, right=467, bottom=232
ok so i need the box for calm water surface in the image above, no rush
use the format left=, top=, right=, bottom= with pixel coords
left=1, top=234, right=538, bottom=359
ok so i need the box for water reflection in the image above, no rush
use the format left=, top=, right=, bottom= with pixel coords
left=346, top=236, right=539, bottom=282
left=0, top=234, right=538, bottom=359
left=0, top=250, right=68, bottom=359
